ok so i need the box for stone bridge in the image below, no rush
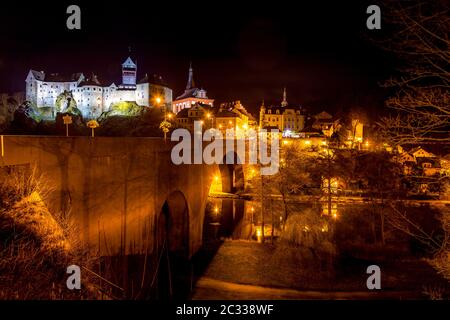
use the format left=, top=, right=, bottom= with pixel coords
left=0, top=135, right=249, bottom=298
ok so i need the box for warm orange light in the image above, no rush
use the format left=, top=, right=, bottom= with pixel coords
left=155, top=97, right=162, bottom=104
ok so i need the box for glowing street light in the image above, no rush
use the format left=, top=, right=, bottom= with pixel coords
left=87, top=120, right=99, bottom=137
left=155, top=95, right=170, bottom=141
left=62, top=114, right=73, bottom=137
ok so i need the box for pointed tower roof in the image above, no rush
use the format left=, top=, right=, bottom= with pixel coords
left=281, top=87, right=288, bottom=107
left=186, top=62, right=196, bottom=90
left=122, top=57, right=137, bottom=68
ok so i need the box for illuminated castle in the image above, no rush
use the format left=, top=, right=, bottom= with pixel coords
left=25, top=56, right=172, bottom=119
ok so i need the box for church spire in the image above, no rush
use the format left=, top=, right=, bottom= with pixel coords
left=186, top=62, right=195, bottom=90
left=281, top=87, right=288, bottom=107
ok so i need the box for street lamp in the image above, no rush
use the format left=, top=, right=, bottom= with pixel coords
left=87, top=120, right=99, bottom=137
left=62, top=114, right=73, bottom=137
left=156, top=96, right=171, bottom=142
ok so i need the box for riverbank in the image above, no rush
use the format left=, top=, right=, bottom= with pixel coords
left=191, top=240, right=448, bottom=300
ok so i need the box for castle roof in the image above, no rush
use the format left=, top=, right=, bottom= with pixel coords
left=29, top=70, right=83, bottom=82
left=137, top=73, right=168, bottom=86
left=122, top=57, right=137, bottom=68
left=79, top=74, right=102, bottom=87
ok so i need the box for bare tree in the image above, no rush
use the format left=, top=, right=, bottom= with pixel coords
left=376, top=0, right=450, bottom=145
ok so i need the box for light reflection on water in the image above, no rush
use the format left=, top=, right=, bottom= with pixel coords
left=203, top=197, right=295, bottom=242
left=203, top=198, right=345, bottom=242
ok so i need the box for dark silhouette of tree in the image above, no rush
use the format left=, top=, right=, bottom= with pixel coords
left=376, top=0, right=449, bottom=145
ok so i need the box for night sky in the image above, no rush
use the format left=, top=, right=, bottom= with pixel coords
left=0, top=0, right=395, bottom=117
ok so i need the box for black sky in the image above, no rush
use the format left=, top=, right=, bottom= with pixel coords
left=0, top=0, right=395, bottom=116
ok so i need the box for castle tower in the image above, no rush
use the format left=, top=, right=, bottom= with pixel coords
left=121, top=56, right=137, bottom=87
left=259, top=100, right=266, bottom=129
left=281, top=87, right=288, bottom=107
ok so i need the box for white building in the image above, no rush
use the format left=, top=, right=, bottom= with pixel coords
left=25, top=57, right=172, bottom=119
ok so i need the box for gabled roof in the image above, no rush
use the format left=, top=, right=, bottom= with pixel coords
left=175, top=103, right=213, bottom=118
left=409, top=146, right=436, bottom=158
left=122, top=57, right=136, bottom=68
left=30, top=70, right=45, bottom=81
left=314, top=111, right=333, bottom=119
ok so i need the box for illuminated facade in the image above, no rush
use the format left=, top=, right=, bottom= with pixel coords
left=258, top=88, right=305, bottom=135
left=172, top=63, right=214, bottom=114
left=174, top=100, right=254, bottom=137
left=25, top=56, right=172, bottom=119
left=214, top=101, right=252, bottom=137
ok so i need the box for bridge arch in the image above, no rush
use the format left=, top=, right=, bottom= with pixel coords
left=154, top=190, right=191, bottom=299
left=217, top=151, right=245, bottom=193
left=157, top=190, right=190, bottom=257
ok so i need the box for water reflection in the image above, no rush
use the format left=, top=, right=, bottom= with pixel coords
left=321, top=202, right=338, bottom=219
left=203, top=197, right=283, bottom=242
